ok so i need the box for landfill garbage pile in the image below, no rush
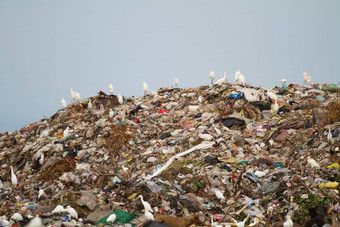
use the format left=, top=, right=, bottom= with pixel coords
left=0, top=82, right=339, bottom=227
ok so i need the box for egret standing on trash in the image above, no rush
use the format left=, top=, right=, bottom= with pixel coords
left=209, top=71, right=215, bottom=84
left=174, top=78, right=179, bottom=88
left=142, top=81, right=148, bottom=96
left=10, top=166, right=17, bottom=186
left=61, top=98, right=67, bottom=109
left=234, top=70, right=245, bottom=86
left=303, top=70, right=311, bottom=85
left=138, top=195, right=153, bottom=213
left=117, top=94, right=123, bottom=105
left=108, top=84, right=114, bottom=95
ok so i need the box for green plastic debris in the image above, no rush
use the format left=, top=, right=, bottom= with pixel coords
left=95, top=209, right=135, bottom=226
left=282, top=84, right=288, bottom=89
left=237, top=160, right=248, bottom=165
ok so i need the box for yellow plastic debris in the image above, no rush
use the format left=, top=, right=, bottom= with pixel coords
left=318, top=182, right=339, bottom=190
left=128, top=193, right=138, bottom=200
left=327, top=163, right=340, bottom=168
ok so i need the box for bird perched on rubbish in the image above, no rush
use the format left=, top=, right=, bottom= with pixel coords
left=65, top=205, right=78, bottom=219
left=232, top=215, right=249, bottom=227
left=234, top=70, right=245, bottom=86
left=142, top=81, right=148, bottom=96
left=74, top=92, right=81, bottom=102
left=307, top=157, right=320, bottom=169
left=10, top=166, right=17, bottom=186
left=107, top=213, right=116, bottom=223
left=109, top=109, right=114, bottom=119
left=209, top=71, right=215, bottom=84
left=174, top=78, right=179, bottom=88
left=88, top=100, right=93, bottom=110
left=61, top=98, right=67, bottom=109
left=283, top=215, right=293, bottom=227
left=215, top=72, right=228, bottom=85
left=138, top=195, right=153, bottom=213
left=145, top=211, right=154, bottom=221
left=117, top=94, right=123, bottom=105
left=38, top=189, right=45, bottom=200
left=108, top=84, right=114, bottom=95
left=70, top=88, right=76, bottom=101
left=63, top=127, right=71, bottom=139
left=272, top=100, right=279, bottom=114
left=303, top=70, right=311, bottom=85
left=26, top=216, right=43, bottom=227
left=266, top=89, right=278, bottom=102
left=327, top=128, right=332, bottom=143
left=281, top=78, right=286, bottom=86
left=52, top=205, right=65, bottom=214
left=11, top=213, right=23, bottom=221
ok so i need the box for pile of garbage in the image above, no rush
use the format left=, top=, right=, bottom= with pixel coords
left=0, top=82, right=339, bottom=227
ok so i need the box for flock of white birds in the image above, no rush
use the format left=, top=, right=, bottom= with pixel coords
left=60, top=69, right=313, bottom=110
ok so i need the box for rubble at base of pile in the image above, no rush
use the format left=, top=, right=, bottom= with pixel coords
left=0, top=83, right=339, bottom=227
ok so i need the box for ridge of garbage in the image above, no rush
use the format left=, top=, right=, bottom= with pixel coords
left=0, top=82, right=339, bottom=227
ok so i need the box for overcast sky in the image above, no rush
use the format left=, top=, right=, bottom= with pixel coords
left=0, top=0, right=339, bottom=132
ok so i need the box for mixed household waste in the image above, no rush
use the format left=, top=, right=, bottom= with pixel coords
left=0, top=79, right=339, bottom=227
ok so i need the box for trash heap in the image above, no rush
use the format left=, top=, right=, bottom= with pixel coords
left=0, top=82, right=339, bottom=227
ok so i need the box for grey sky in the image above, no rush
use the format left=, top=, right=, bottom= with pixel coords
left=0, top=0, right=339, bottom=132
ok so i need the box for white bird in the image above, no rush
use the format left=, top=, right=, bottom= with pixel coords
left=117, top=94, right=123, bottom=105
left=11, top=213, right=23, bottom=221
left=303, top=70, right=311, bottom=85
left=74, top=92, right=81, bottom=102
left=52, top=205, right=65, bottom=214
left=272, top=100, right=279, bottom=114
left=144, top=211, right=154, bottom=221
left=106, top=213, right=116, bottom=223
left=248, top=217, right=260, bottom=227
left=38, top=189, right=45, bottom=200
left=327, top=128, right=332, bottom=143
left=108, top=84, right=114, bottom=95
left=283, top=215, right=293, bottom=227
left=234, top=70, right=245, bottom=86
left=26, top=216, right=43, bottom=227
left=109, top=109, right=114, bottom=119
left=215, top=72, right=228, bottom=85
left=209, top=71, right=215, bottom=84
left=138, top=195, right=153, bottom=213
left=70, top=88, right=76, bottom=101
left=142, top=81, right=148, bottom=96
left=63, top=127, right=71, bottom=139
left=10, top=166, right=17, bottom=186
left=88, top=100, right=93, bottom=110
left=281, top=78, right=286, bottom=85
left=65, top=205, right=78, bottom=219
left=61, top=98, right=67, bottom=109
left=307, top=157, right=320, bottom=169
left=266, top=89, right=278, bottom=102
left=232, top=215, right=249, bottom=227
left=174, top=78, right=179, bottom=88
